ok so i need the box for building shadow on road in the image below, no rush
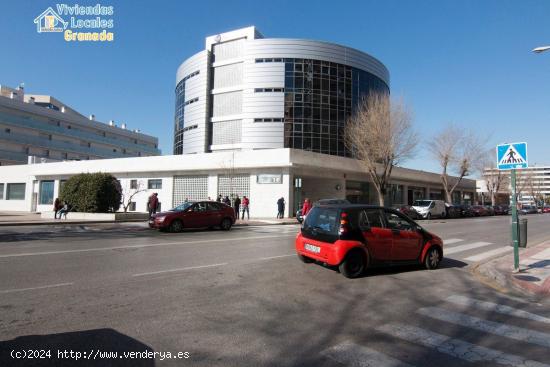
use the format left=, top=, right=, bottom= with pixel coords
left=0, top=328, right=155, bottom=367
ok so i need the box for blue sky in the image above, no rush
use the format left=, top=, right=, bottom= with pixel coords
left=2, top=0, right=549, bottom=175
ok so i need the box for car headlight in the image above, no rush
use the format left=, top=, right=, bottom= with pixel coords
left=156, top=216, right=166, bottom=222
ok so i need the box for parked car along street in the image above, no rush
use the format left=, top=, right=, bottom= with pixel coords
left=411, top=199, right=446, bottom=219
left=519, top=205, right=539, bottom=215
left=149, top=201, right=236, bottom=232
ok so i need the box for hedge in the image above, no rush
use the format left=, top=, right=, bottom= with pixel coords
left=59, top=173, right=122, bottom=213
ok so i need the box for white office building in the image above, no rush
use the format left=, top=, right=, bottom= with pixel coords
left=0, top=84, right=160, bottom=166
left=0, top=27, right=475, bottom=217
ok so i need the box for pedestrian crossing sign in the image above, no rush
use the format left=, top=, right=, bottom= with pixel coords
left=496, top=142, right=528, bottom=170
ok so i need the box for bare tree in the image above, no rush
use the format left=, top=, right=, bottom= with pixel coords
left=476, top=151, right=509, bottom=206
left=344, top=92, right=418, bottom=206
left=524, top=169, right=544, bottom=205
left=430, top=124, right=484, bottom=203
left=121, top=180, right=146, bottom=212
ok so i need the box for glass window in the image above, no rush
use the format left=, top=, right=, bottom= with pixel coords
left=129, top=202, right=136, bottom=211
left=148, top=179, right=162, bottom=189
left=207, top=202, right=222, bottom=211
left=7, top=183, right=26, bottom=200
left=0, top=183, right=3, bottom=199
left=385, top=211, right=415, bottom=231
left=130, top=180, right=138, bottom=189
left=357, top=209, right=384, bottom=229
left=39, top=181, right=54, bottom=205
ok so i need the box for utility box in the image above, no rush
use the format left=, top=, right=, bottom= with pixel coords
left=519, top=218, right=528, bottom=248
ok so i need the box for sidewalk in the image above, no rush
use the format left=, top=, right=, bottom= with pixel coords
left=0, top=211, right=299, bottom=227
left=474, top=240, right=550, bottom=298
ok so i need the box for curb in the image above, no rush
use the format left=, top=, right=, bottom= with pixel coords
left=471, top=239, right=550, bottom=301
left=0, top=219, right=300, bottom=228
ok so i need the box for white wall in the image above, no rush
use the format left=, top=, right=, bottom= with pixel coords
left=249, top=169, right=290, bottom=218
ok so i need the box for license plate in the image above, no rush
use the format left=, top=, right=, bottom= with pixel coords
left=304, top=243, right=321, bottom=254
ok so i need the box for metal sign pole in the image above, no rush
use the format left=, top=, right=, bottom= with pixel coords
left=510, top=168, right=519, bottom=272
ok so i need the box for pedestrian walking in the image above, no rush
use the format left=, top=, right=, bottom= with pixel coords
left=302, top=198, right=312, bottom=219
left=147, top=193, right=159, bottom=219
left=223, top=196, right=231, bottom=206
left=277, top=197, right=285, bottom=219
left=233, top=195, right=241, bottom=219
left=53, top=197, right=61, bottom=219
left=241, top=196, right=250, bottom=220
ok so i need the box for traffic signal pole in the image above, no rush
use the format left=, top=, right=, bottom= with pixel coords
left=510, top=168, right=519, bottom=272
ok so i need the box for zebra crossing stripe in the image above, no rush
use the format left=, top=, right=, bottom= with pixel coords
left=417, top=307, right=550, bottom=348
left=446, top=295, right=550, bottom=324
left=464, top=247, right=511, bottom=262
left=442, top=238, right=462, bottom=244
left=321, top=340, right=415, bottom=367
left=376, top=323, right=550, bottom=367
left=444, top=241, right=492, bottom=255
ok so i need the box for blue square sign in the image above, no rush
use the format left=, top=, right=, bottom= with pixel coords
left=496, top=142, right=528, bottom=170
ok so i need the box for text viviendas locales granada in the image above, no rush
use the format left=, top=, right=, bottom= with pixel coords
left=59, top=4, right=114, bottom=42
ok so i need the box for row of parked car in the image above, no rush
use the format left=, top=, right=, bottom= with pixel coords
left=397, top=200, right=550, bottom=220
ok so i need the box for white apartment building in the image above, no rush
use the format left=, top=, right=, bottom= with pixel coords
left=479, top=166, right=550, bottom=204
left=0, top=84, right=160, bottom=166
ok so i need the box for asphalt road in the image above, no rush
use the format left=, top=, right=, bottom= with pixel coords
left=1, top=214, right=550, bottom=367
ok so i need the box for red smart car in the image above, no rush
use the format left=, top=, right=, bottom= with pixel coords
left=295, top=204, right=444, bottom=278
left=149, top=201, right=235, bottom=232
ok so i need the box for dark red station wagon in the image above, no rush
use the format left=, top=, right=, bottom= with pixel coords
left=149, top=201, right=236, bottom=232
left=295, top=204, right=444, bottom=278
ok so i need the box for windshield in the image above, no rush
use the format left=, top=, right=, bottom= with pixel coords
left=413, top=200, right=431, bottom=207
left=171, top=202, right=194, bottom=211
left=303, top=207, right=340, bottom=235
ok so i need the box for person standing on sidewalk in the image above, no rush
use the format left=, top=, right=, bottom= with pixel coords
left=302, top=198, right=312, bottom=219
left=147, top=193, right=159, bottom=219
left=277, top=197, right=285, bottom=219
left=241, top=196, right=250, bottom=220
left=53, top=198, right=62, bottom=219
left=233, top=195, right=241, bottom=219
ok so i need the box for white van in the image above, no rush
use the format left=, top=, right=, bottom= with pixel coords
left=412, top=200, right=446, bottom=219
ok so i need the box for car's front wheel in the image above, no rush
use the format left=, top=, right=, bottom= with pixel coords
left=426, top=213, right=432, bottom=220
left=339, top=250, right=366, bottom=278
left=220, top=218, right=232, bottom=230
left=169, top=219, right=183, bottom=233
left=424, top=247, right=441, bottom=270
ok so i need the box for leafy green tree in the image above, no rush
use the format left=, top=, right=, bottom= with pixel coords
left=60, top=173, right=122, bottom=213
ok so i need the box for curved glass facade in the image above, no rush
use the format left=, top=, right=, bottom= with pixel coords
left=283, top=58, right=389, bottom=157
left=173, top=80, right=186, bottom=154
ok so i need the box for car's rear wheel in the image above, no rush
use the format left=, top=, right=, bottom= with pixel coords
left=220, top=218, right=232, bottom=231
left=297, top=254, right=313, bottom=263
left=339, top=250, right=366, bottom=279
left=169, top=219, right=183, bottom=233
left=424, top=247, right=441, bottom=270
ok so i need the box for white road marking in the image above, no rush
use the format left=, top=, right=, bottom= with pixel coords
left=464, top=247, right=511, bottom=262
left=133, top=263, right=228, bottom=277
left=0, top=234, right=296, bottom=258
left=417, top=306, right=550, bottom=348
left=257, top=254, right=295, bottom=261
left=0, top=282, right=73, bottom=294
left=322, top=340, right=415, bottom=367
left=442, top=238, right=463, bottom=244
left=376, top=323, right=550, bottom=367
left=444, top=241, right=493, bottom=255
left=446, top=295, right=550, bottom=324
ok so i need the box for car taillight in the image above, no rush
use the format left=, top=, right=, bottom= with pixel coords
left=339, top=212, right=349, bottom=235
